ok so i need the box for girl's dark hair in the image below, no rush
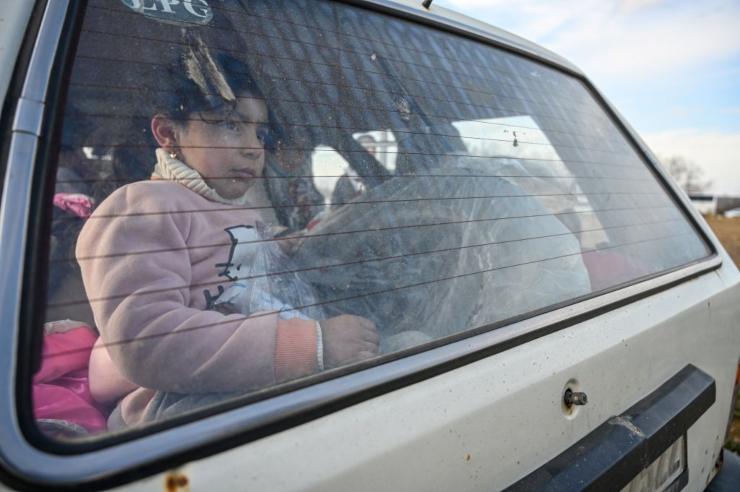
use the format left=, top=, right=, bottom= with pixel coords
left=156, top=35, right=265, bottom=122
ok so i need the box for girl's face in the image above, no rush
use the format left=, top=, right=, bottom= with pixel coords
left=177, top=96, right=269, bottom=199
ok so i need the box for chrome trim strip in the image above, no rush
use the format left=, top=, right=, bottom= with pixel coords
left=12, top=97, right=45, bottom=136
left=19, top=0, right=70, bottom=103
left=0, top=132, right=39, bottom=479
left=0, top=0, right=726, bottom=487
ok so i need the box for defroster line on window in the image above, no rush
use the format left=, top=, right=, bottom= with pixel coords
left=84, top=190, right=667, bottom=220
left=82, top=5, right=593, bottom=120
left=42, top=228, right=697, bottom=361
left=66, top=205, right=677, bottom=264
left=49, top=216, right=687, bottom=309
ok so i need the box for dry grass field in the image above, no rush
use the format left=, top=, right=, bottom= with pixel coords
left=703, top=216, right=740, bottom=452
left=705, top=216, right=740, bottom=266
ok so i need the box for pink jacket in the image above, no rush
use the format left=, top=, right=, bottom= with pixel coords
left=77, top=181, right=318, bottom=423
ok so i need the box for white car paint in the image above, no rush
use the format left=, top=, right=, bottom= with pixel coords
left=112, top=270, right=738, bottom=491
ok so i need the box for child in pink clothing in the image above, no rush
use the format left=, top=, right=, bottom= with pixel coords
left=78, top=42, right=378, bottom=429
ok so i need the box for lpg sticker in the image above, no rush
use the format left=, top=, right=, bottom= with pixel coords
left=120, top=0, right=214, bottom=25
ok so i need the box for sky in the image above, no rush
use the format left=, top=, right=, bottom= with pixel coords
left=434, top=0, right=740, bottom=195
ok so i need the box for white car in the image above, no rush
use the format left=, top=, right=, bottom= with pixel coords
left=0, top=1, right=738, bottom=491
left=724, top=208, right=740, bottom=218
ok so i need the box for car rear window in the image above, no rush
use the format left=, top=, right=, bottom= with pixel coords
left=35, top=0, right=710, bottom=440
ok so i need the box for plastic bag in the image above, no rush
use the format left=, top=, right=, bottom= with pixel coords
left=292, top=158, right=591, bottom=342
left=213, top=222, right=323, bottom=321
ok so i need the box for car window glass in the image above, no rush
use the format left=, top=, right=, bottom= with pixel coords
left=353, top=130, right=397, bottom=172
left=35, top=0, right=710, bottom=441
left=311, top=145, right=365, bottom=208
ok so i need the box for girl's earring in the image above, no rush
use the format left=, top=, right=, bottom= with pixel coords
left=169, top=151, right=178, bottom=159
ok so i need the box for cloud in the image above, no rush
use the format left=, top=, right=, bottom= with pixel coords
left=441, top=0, right=584, bottom=39
left=617, top=0, right=665, bottom=13
left=643, top=130, right=740, bottom=196
left=444, top=0, right=664, bottom=14
left=438, top=0, right=740, bottom=81
left=552, top=6, right=740, bottom=81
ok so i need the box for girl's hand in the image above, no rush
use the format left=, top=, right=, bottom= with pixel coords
left=321, top=315, right=379, bottom=368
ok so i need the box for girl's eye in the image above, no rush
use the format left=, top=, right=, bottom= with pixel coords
left=218, top=120, right=241, bottom=131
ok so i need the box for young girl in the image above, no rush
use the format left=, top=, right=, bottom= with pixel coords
left=78, top=42, right=378, bottom=429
